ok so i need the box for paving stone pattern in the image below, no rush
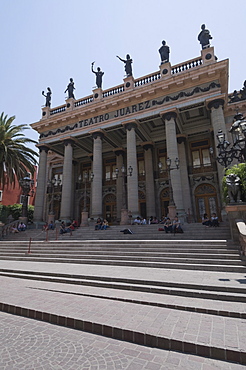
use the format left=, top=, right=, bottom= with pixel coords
left=1, top=312, right=245, bottom=370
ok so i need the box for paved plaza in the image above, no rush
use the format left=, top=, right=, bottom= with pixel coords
left=0, top=259, right=246, bottom=368
left=1, top=311, right=245, bottom=370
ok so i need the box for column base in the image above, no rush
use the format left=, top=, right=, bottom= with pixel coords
left=47, top=213, right=55, bottom=224
left=168, top=205, right=177, bottom=220
left=19, top=216, right=28, bottom=226
left=120, top=209, right=129, bottom=225
left=80, top=211, right=89, bottom=227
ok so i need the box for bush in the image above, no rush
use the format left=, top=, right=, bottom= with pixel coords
left=0, top=204, right=34, bottom=224
left=222, top=163, right=246, bottom=203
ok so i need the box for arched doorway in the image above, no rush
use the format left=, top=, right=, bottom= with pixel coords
left=103, top=194, right=116, bottom=224
left=160, top=188, right=169, bottom=217
left=195, top=183, right=219, bottom=222
left=138, top=191, right=146, bottom=218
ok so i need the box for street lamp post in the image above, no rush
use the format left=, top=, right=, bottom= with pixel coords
left=79, top=171, right=94, bottom=226
left=19, top=174, right=34, bottom=225
left=115, top=165, right=133, bottom=225
left=159, top=157, right=179, bottom=219
left=211, top=112, right=246, bottom=169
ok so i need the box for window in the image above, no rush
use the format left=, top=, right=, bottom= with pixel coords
left=0, top=190, right=2, bottom=202
left=138, top=160, right=145, bottom=176
left=191, top=140, right=212, bottom=169
left=104, top=159, right=116, bottom=182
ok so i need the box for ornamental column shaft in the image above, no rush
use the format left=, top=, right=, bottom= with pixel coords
left=91, top=132, right=103, bottom=219
left=115, top=150, right=124, bottom=220
left=208, top=99, right=227, bottom=186
left=60, top=139, right=74, bottom=221
left=177, top=138, right=192, bottom=218
left=125, top=122, right=139, bottom=217
left=163, top=112, right=185, bottom=216
left=143, top=144, right=156, bottom=218
left=33, top=146, right=48, bottom=223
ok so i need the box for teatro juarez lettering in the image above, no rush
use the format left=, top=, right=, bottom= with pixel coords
left=79, top=100, right=152, bottom=127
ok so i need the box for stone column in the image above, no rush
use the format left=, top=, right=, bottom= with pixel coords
left=91, top=132, right=104, bottom=219
left=177, top=137, right=192, bottom=220
left=114, top=149, right=124, bottom=221
left=125, top=122, right=139, bottom=217
left=60, top=139, right=74, bottom=221
left=162, top=112, right=185, bottom=219
left=33, top=146, right=49, bottom=224
left=143, top=143, right=156, bottom=218
left=208, top=99, right=227, bottom=188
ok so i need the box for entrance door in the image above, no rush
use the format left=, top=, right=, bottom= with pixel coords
left=195, top=184, right=219, bottom=222
left=103, top=194, right=116, bottom=224
left=160, top=188, right=169, bottom=217
left=138, top=191, right=146, bottom=218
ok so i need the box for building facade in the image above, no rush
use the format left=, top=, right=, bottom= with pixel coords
left=31, top=46, right=246, bottom=225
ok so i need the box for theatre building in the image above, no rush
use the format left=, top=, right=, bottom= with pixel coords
left=31, top=45, right=246, bottom=226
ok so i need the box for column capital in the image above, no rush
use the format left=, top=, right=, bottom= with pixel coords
left=122, top=121, right=138, bottom=131
left=177, top=135, right=187, bottom=144
left=37, top=145, right=49, bottom=153
left=63, top=138, right=75, bottom=147
left=113, top=148, right=125, bottom=156
left=91, top=131, right=104, bottom=140
left=207, top=98, right=225, bottom=110
left=142, top=142, right=154, bottom=151
left=161, top=111, right=177, bottom=121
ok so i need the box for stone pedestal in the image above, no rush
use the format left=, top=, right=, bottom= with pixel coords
left=65, top=98, right=75, bottom=111
left=47, top=213, right=55, bottom=224
left=201, top=46, right=216, bottom=64
left=225, top=204, right=246, bottom=241
left=41, top=106, right=50, bottom=119
left=92, top=87, right=102, bottom=100
left=120, top=209, right=129, bottom=225
left=160, top=62, right=171, bottom=79
left=168, top=205, right=177, bottom=220
left=123, top=75, right=134, bottom=90
left=80, top=211, right=89, bottom=227
left=19, top=216, right=28, bottom=227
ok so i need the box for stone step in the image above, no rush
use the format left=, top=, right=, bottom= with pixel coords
left=0, top=255, right=245, bottom=272
left=2, top=222, right=231, bottom=241
left=1, top=275, right=245, bottom=365
left=0, top=252, right=242, bottom=264
left=0, top=250, right=240, bottom=258
left=1, top=270, right=246, bottom=303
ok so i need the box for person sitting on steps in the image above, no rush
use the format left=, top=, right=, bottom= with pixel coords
left=211, top=213, right=219, bottom=227
left=95, top=218, right=102, bottom=230
left=164, top=217, right=172, bottom=233
left=101, top=219, right=109, bottom=230
left=172, top=216, right=183, bottom=234
left=202, top=213, right=211, bottom=227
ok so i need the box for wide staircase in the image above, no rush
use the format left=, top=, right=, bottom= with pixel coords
left=1, top=222, right=246, bottom=365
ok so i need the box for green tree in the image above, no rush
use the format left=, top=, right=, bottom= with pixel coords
left=222, top=163, right=246, bottom=202
left=0, top=112, right=38, bottom=187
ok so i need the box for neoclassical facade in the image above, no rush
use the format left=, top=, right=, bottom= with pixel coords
left=31, top=46, right=246, bottom=225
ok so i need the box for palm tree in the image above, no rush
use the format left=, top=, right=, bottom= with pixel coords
left=0, top=112, right=38, bottom=187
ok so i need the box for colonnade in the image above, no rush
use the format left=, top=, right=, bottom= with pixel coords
left=33, top=99, right=224, bottom=224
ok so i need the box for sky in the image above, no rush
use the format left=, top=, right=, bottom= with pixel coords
left=1, top=0, right=246, bottom=151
